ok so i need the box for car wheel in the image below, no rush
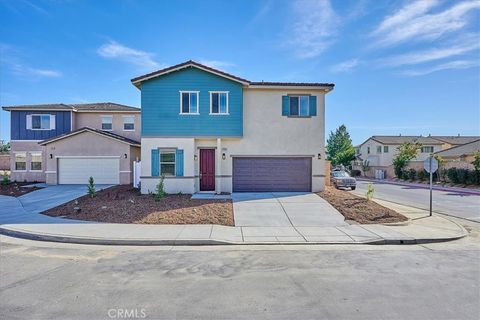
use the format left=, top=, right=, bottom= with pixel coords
left=351, top=186, right=356, bottom=190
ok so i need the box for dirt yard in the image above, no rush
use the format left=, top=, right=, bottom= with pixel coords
left=42, top=185, right=234, bottom=226
left=0, top=182, right=43, bottom=197
left=317, top=186, right=407, bottom=224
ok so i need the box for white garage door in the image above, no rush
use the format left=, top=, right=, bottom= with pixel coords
left=58, top=157, right=120, bottom=184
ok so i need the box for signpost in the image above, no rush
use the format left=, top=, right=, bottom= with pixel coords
left=424, top=156, right=439, bottom=216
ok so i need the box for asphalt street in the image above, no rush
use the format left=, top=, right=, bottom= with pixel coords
left=352, top=180, right=480, bottom=222
left=1, top=234, right=479, bottom=320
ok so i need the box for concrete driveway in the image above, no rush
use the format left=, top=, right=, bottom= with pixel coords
left=0, top=184, right=112, bottom=224
left=232, top=192, right=346, bottom=227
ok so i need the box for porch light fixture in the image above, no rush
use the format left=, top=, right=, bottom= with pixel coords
left=317, top=153, right=322, bottom=159
left=124, top=153, right=128, bottom=159
left=194, top=154, right=198, bottom=161
left=49, top=154, right=53, bottom=159
left=222, top=153, right=226, bottom=160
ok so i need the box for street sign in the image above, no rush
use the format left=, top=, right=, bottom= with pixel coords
left=424, top=157, right=438, bottom=173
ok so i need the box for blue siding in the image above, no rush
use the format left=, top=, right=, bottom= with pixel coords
left=141, top=67, right=243, bottom=137
left=10, top=111, right=71, bottom=140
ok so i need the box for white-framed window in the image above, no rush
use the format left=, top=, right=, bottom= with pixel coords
left=30, top=153, right=42, bottom=171
left=289, top=95, right=310, bottom=116
left=28, top=114, right=54, bottom=130
left=367, top=147, right=370, bottom=154
left=180, top=91, right=199, bottom=114
left=160, top=150, right=176, bottom=176
left=384, top=146, right=389, bottom=153
left=421, top=146, right=434, bottom=153
left=210, top=91, right=229, bottom=114
left=123, top=116, right=135, bottom=131
left=15, top=153, right=26, bottom=171
left=101, top=116, right=113, bottom=131
left=376, top=146, right=382, bottom=153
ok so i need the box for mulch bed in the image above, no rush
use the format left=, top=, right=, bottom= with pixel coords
left=42, top=185, right=234, bottom=226
left=317, top=186, right=408, bottom=224
left=0, top=182, right=43, bottom=197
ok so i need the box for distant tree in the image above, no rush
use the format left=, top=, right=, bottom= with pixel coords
left=326, top=125, right=356, bottom=168
left=361, top=160, right=370, bottom=176
left=87, top=176, right=96, bottom=198
left=392, top=142, right=422, bottom=178
left=0, top=141, right=10, bottom=153
left=472, top=152, right=480, bottom=172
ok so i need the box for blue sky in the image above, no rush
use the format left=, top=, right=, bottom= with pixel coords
left=1, top=0, right=479, bottom=145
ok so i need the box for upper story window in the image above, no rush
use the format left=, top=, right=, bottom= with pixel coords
left=15, top=153, right=26, bottom=171
left=30, top=153, right=42, bottom=171
left=384, top=146, right=389, bottom=153
left=421, top=146, right=434, bottom=153
left=210, top=92, right=229, bottom=115
left=289, top=96, right=310, bottom=116
left=27, top=114, right=54, bottom=130
left=101, top=116, right=113, bottom=131
left=123, top=116, right=135, bottom=131
left=180, top=91, right=199, bottom=114
left=376, top=146, right=382, bottom=153
left=367, top=147, right=370, bottom=154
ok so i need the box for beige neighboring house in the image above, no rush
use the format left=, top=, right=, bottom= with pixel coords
left=2, top=103, right=141, bottom=184
left=434, top=139, right=480, bottom=170
left=353, top=135, right=480, bottom=178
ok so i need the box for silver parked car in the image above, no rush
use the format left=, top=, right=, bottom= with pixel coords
left=331, top=170, right=356, bottom=190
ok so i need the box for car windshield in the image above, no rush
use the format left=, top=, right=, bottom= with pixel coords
left=332, top=171, right=350, bottom=177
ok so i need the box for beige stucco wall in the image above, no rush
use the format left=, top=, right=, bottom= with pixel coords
left=43, top=131, right=138, bottom=184
left=141, top=88, right=327, bottom=194
left=9, top=141, right=46, bottom=182
left=74, top=112, right=141, bottom=141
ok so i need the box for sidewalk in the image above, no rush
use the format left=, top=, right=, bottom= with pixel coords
left=0, top=200, right=467, bottom=245
left=357, top=178, right=480, bottom=195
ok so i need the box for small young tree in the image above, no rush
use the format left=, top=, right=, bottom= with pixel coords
left=392, top=142, right=422, bottom=178
left=154, top=174, right=166, bottom=201
left=434, top=155, right=445, bottom=182
left=1, top=173, right=9, bottom=186
left=472, top=152, right=480, bottom=172
left=366, top=183, right=375, bottom=201
left=326, top=124, right=356, bottom=168
left=361, top=160, right=370, bottom=177
left=87, top=176, right=96, bottom=198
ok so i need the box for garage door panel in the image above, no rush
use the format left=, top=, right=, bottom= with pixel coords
left=58, top=158, right=120, bottom=184
left=233, top=157, right=311, bottom=192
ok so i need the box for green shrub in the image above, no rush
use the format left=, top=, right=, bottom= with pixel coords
left=407, top=168, right=416, bottom=181
left=456, top=169, right=468, bottom=184
left=366, top=183, right=375, bottom=201
left=447, top=168, right=458, bottom=183
left=1, top=173, right=9, bottom=186
left=417, top=169, right=426, bottom=181
left=154, top=174, right=166, bottom=201
left=350, top=169, right=361, bottom=177
left=87, top=176, right=96, bottom=198
left=466, top=170, right=478, bottom=185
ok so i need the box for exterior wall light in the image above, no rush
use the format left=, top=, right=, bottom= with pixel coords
left=222, top=153, right=226, bottom=160
left=50, top=154, right=53, bottom=159
left=124, top=153, right=128, bottom=159
left=194, top=154, right=198, bottom=161
left=317, top=153, right=322, bottom=159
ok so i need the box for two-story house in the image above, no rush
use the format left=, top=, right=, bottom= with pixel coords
left=131, top=60, right=334, bottom=194
left=2, top=103, right=141, bottom=184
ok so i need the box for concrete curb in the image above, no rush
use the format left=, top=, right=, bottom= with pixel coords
left=0, top=223, right=467, bottom=246
left=357, top=178, right=480, bottom=196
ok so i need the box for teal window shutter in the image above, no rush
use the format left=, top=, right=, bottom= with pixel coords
left=175, top=149, right=184, bottom=176
left=282, top=96, right=290, bottom=116
left=309, top=96, right=317, bottom=116
left=151, top=149, right=159, bottom=176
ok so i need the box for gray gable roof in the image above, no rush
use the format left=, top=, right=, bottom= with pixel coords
left=2, top=102, right=139, bottom=112
left=367, top=136, right=444, bottom=145
left=434, top=139, right=480, bottom=157
left=39, top=127, right=140, bottom=146
left=431, top=136, right=480, bottom=145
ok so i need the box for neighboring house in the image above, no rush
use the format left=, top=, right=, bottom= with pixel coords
left=2, top=103, right=141, bottom=184
left=131, top=60, right=334, bottom=194
left=434, top=139, right=480, bottom=170
left=354, top=135, right=480, bottom=177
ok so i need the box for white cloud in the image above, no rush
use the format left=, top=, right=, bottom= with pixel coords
left=98, top=41, right=159, bottom=69
left=372, top=0, right=480, bottom=47
left=400, top=60, right=479, bottom=76
left=330, top=59, right=361, bottom=73
left=10, top=63, right=62, bottom=78
left=380, top=34, right=480, bottom=67
left=287, top=0, right=340, bottom=58
left=198, top=60, right=235, bottom=70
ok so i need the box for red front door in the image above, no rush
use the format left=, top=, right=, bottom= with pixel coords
left=200, top=149, right=215, bottom=191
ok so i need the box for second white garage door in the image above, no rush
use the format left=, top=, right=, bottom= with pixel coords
left=58, top=157, right=120, bottom=184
